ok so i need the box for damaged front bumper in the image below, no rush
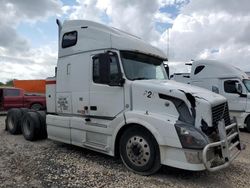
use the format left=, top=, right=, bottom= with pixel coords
left=202, top=120, right=243, bottom=172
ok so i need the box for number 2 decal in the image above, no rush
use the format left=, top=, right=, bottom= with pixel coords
left=144, top=90, right=153, bottom=98
left=147, top=91, right=152, bottom=98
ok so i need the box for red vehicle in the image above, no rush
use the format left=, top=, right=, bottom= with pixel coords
left=0, top=87, right=46, bottom=111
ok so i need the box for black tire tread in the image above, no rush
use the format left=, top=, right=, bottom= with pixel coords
left=119, top=126, right=161, bottom=175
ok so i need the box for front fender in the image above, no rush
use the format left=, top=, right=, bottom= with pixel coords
left=113, top=110, right=182, bottom=149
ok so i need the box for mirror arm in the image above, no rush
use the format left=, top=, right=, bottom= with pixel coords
left=238, top=93, right=247, bottom=98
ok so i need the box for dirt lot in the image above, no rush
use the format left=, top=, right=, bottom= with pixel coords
left=0, top=115, right=250, bottom=188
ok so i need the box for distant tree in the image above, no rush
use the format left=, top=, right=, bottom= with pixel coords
left=0, top=82, right=4, bottom=86
left=5, top=79, right=14, bottom=87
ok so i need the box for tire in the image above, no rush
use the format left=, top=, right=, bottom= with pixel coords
left=246, top=117, right=250, bottom=132
left=31, top=103, right=42, bottom=111
left=36, top=111, right=47, bottom=139
left=21, top=111, right=41, bottom=141
left=119, top=126, right=161, bottom=175
left=6, top=108, right=22, bottom=134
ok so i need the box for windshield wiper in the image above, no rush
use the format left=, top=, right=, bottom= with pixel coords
left=131, top=77, right=149, bottom=80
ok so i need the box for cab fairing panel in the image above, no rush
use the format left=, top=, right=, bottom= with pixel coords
left=191, top=60, right=249, bottom=80
left=46, top=77, right=56, bottom=113
left=59, top=20, right=167, bottom=60
left=47, top=115, right=71, bottom=144
left=56, top=52, right=91, bottom=115
left=56, top=53, right=90, bottom=93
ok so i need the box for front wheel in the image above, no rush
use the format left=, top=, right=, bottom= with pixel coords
left=119, top=126, right=161, bottom=175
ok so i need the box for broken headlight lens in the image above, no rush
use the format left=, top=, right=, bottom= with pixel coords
left=175, top=123, right=209, bottom=149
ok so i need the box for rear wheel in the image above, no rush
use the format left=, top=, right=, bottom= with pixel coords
left=246, top=117, right=250, bottom=132
left=119, top=126, right=161, bottom=175
left=36, top=111, right=47, bottom=139
left=21, top=111, right=41, bottom=141
left=6, top=108, right=22, bottom=134
left=31, top=103, right=42, bottom=111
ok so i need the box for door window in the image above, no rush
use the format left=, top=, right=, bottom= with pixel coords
left=224, top=80, right=238, bottom=94
left=93, top=53, right=120, bottom=84
left=4, top=89, right=20, bottom=96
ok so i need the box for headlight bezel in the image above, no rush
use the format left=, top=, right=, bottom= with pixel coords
left=175, top=121, right=209, bottom=150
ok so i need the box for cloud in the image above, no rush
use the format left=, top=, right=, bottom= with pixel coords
left=183, top=0, right=250, bottom=16
left=2, top=0, right=63, bottom=22
left=0, top=0, right=62, bottom=82
left=159, top=0, right=250, bottom=72
left=67, top=0, right=250, bottom=73
left=68, top=0, right=168, bottom=42
left=1, top=0, right=250, bottom=83
left=0, top=22, right=29, bottom=53
left=0, top=44, right=57, bottom=82
left=154, top=11, right=174, bottom=23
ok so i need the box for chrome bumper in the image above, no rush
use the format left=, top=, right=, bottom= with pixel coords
left=202, top=120, right=242, bottom=172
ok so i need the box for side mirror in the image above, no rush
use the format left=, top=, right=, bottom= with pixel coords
left=99, top=52, right=111, bottom=84
left=99, top=52, right=124, bottom=87
left=212, top=86, right=219, bottom=94
left=235, top=82, right=243, bottom=94
left=164, top=64, right=169, bottom=79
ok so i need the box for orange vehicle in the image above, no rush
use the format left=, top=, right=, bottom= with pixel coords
left=13, top=80, right=46, bottom=94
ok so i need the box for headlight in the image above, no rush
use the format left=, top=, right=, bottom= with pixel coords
left=175, top=123, right=209, bottom=149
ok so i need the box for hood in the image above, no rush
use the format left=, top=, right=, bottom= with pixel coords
left=132, top=79, right=226, bottom=106
left=131, top=79, right=228, bottom=129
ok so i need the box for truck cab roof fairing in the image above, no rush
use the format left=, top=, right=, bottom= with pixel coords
left=191, top=60, right=249, bottom=79
left=58, top=20, right=167, bottom=60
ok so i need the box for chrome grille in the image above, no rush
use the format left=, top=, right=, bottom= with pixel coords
left=212, top=102, right=231, bottom=126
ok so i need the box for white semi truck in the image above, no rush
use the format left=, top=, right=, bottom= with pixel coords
left=171, top=60, right=250, bottom=132
left=5, top=20, right=242, bottom=175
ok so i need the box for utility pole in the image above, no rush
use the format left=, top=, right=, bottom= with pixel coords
left=167, top=29, right=170, bottom=59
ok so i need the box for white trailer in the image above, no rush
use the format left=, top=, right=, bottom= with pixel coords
left=6, top=20, right=242, bottom=175
left=171, top=60, right=250, bottom=131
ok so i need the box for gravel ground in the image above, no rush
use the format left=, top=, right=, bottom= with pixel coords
left=0, top=115, right=250, bottom=188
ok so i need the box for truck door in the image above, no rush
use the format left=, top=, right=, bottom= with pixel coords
left=3, top=89, right=23, bottom=110
left=221, top=79, right=247, bottom=111
left=89, top=51, right=125, bottom=124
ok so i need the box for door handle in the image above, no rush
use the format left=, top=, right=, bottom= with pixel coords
left=85, top=118, right=91, bottom=122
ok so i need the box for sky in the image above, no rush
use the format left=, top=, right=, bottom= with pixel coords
left=0, top=0, right=250, bottom=82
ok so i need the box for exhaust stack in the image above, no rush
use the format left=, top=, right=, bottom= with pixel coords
left=56, top=19, right=62, bottom=56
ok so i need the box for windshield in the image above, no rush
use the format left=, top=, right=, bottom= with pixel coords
left=243, top=79, right=250, bottom=92
left=120, top=51, right=167, bottom=80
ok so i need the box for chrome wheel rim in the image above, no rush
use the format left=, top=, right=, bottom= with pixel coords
left=126, top=136, right=151, bottom=167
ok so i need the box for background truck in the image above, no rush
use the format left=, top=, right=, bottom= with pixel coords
left=0, top=87, right=46, bottom=111
left=171, top=60, right=250, bottom=132
left=5, top=19, right=242, bottom=175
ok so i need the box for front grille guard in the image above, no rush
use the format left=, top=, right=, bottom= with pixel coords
left=202, top=120, right=242, bottom=172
